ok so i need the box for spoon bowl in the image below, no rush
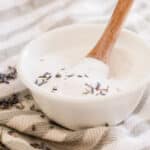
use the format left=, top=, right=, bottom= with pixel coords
left=18, top=24, right=150, bottom=130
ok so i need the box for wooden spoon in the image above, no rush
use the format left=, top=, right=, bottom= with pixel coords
left=87, top=0, right=133, bottom=63
left=64, top=0, right=133, bottom=80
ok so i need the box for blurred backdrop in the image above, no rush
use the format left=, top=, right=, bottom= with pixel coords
left=0, top=0, right=150, bottom=61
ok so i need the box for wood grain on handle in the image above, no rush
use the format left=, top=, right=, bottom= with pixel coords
left=87, top=0, right=133, bottom=63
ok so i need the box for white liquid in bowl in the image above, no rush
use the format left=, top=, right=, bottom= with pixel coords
left=30, top=47, right=147, bottom=98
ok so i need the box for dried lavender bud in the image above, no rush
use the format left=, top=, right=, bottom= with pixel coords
left=51, top=87, right=58, bottom=92
left=98, top=86, right=109, bottom=96
left=77, top=75, right=82, bottom=78
left=30, top=104, right=41, bottom=112
left=100, top=90, right=107, bottom=96
left=0, top=74, right=6, bottom=82
left=84, top=74, right=89, bottom=78
left=40, top=114, right=45, bottom=118
left=91, top=87, right=94, bottom=94
left=35, top=78, right=47, bottom=86
left=43, top=72, right=52, bottom=79
left=35, top=72, right=52, bottom=86
left=55, top=73, right=62, bottom=78
left=32, top=125, right=36, bottom=131
left=85, top=83, right=94, bottom=94
left=105, top=123, right=109, bottom=127
left=95, top=82, right=101, bottom=91
left=7, top=66, right=17, bottom=79
left=53, top=87, right=57, bottom=91
left=0, top=94, right=19, bottom=109
left=0, top=66, right=17, bottom=84
left=66, top=74, right=74, bottom=78
left=38, top=72, right=51, bottom=79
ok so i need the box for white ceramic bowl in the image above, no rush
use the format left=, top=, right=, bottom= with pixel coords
left=18, top=24, right=150, bottom=130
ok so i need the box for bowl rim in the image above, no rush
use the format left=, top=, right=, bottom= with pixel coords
left=18, top=23, right=150, bottom=103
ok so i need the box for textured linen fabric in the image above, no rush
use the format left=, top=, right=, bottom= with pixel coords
left=0, top=0, right=150, bottom=150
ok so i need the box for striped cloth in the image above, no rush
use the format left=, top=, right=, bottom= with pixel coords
left=0, top=0, right=150, bottom=150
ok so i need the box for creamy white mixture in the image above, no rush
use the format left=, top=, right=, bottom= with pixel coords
left=32, top=47, right=141, bottom=97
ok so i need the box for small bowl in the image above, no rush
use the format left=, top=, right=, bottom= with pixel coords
left=18, top=24, right=150, bottom=130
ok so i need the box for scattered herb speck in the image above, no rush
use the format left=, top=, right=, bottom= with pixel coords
left=35, top=72, right=51, bottom=86
left=96, top=82, right=101, bottom=91
left=0, top=66, right=17, bottom=84
left=66, top=74, right=74, bottom=78
left=51, top=87, right=58, bottom=93
left=55, top=73, right=62, bottom=78
left=84, top=74, right=89, bottom=78
left=32, top=125, right=36, bottom=131
left=77, top=75, right=82, bottom=78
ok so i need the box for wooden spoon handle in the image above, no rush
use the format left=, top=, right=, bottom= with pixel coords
left=87, top=0, right=133, bottom=63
